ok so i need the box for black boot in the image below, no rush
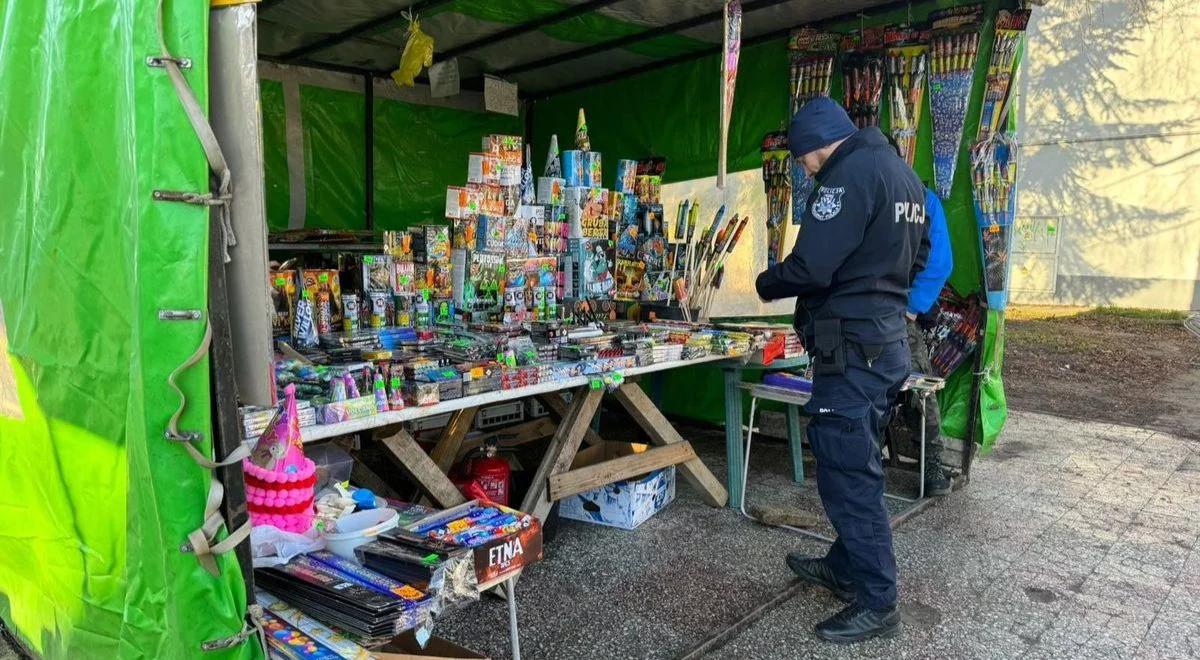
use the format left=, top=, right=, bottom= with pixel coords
left=786, top=553, right=855, bottom=603
left=923, top=445, right=953, bottom=496
left=815, top=603, right=901, bottom=644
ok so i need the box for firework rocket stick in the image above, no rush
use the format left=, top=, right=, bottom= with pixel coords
left=697, top=215, right=751, bottom=313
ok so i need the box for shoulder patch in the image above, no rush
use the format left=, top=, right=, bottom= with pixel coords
left=811, top=186, right=845, bottom=222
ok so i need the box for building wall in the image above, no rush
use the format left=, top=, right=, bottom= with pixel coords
left=1014, top=0, right=1200, bottom=310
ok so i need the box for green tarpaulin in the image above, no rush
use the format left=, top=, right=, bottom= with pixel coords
left=0, top=1, right=254, bottom=658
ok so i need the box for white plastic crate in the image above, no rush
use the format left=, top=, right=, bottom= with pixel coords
left=528, top=397, right=550, bottom=418
left=476, top=401, right=525, bottom=429
left=409, top=412, right=452, bottom=432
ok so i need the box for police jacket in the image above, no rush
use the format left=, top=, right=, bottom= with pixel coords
left=755, top=127, right=930, bottom=345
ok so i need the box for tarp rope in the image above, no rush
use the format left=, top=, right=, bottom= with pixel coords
left=154, top=0, right=263, bottom=653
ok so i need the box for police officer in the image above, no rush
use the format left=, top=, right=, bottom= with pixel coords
left=756, top=98, right=929, bottom=644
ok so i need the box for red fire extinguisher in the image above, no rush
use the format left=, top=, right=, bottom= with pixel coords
left=452, top=438, right=511, bottom=505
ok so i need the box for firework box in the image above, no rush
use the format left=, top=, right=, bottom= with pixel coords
left=466, top=152, right=499, bottom=185
left=536, top=176, right=564, bottom=205
left=476, top=215, right=507, bottom=253
left=564, top=238, right=614, bottom=299
left=541, top=205, right=569, bottom=255
left=408, top=501, right=544, bottom=585
left=614, top=159, right=637, bottom=194
left=564, top=187, right=609, bottom=239
left=614, top=258, right=645, bottom=302
left=445, top=186, right=466, bottom=219
left=562, top=150, right=586, bottom=187
left=558, top=443, right=676, bottom=530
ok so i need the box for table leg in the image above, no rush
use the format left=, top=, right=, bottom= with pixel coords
left=520, top=387, right=604, bottom=522
left=723, top=367, right=744, bottom=510
left=505, top=578, right=521, bottom=660
left=613, top=383, right=728, bottom=507
left=376, top=428, right=467, bottom=508
left=785, top=404, right=804, bottom=484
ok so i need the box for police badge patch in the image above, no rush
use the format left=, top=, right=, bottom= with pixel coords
left=811, top=186, right=845, bottom=222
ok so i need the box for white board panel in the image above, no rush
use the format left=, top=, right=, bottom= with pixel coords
left=661, top=168, right=797, bottom=318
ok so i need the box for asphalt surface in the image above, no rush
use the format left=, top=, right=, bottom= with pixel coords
left=436, top=411, right=1200, bottom=659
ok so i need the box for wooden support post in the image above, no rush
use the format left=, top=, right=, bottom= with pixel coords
left=535, top=392, right=606, bottom=446
left=429, top=406, right=479, bottom=473
left=377, top=428, right=467, bottom=508
left=613, top=382, right=729, bottom=507
left=521, top=387, right=604, bottom=521
left=549, top=442, right=697, bottom=500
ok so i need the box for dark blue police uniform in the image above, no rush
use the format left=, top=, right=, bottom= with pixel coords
left=756, top=123, right=930, bottom=612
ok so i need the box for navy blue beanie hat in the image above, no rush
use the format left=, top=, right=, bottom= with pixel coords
left=788, top=97, right=857, bottom=157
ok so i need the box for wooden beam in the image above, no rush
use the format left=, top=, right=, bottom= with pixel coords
left=377, top=428, right=467, bottom=509
left=429, top=406, right=479, bottom=473
left=536, top=392, right=605, bottom=446
left=613, top=383, right=728, bottom=507
left=550, top=442, right=697, bottom=501
left=520, top=387, right=604, bottom=521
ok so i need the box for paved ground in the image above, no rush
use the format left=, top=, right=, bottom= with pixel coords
left=438, top=410, right=1200, bottom=659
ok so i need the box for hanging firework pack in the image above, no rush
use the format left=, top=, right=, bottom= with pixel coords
left=839, top=28, right=886, bottom=128
left=925, top=285, right=984, bottom=378
left=883, top=24, right=930, bottom=166
left=977, top=8, right=1031, bottom=140
left=786, top=27, right=837, bottom=225
left=760, top=131, right=790, bottom=268
left=928, top=4, right=982, bottom=199
left=970, top=132, right=1017, bottom=311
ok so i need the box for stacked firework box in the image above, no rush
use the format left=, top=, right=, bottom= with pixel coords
left=559, top=109, right=616, bottom=306
left=883, top=24, right=931, bottom=166
left=447, top=133, right=563, bottom=324
left=787, top=27, right=838, bottom=224
left=927, top=4, right=983, bottom=199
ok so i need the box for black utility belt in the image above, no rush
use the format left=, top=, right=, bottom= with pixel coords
left=810, top=319, right=885, bottom=376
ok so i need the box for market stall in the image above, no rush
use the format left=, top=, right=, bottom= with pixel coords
left=0, top=0, right=1034, bottom=657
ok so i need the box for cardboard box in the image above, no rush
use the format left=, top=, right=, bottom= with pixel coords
left=375, top=631, right=488, bottom=659
left=407, top=501, right=543, bottom=584
left=558, top=443, right=676, bottom=530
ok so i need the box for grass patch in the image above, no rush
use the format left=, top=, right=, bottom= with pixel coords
left=1078, top=306, right=1188, bottom=321
left=1007, top=305, right=1187, bottom=322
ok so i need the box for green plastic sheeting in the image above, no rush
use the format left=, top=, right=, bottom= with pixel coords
left=373, top=100, right=523, bottom=228
left=531, top=0, right=1011, bottom=448
left=260, top=82, right=521, bottom=231
left=0, top=1, right=255, bottom=658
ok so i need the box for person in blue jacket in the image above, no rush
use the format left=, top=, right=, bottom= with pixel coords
left=756, top=98, right=930, bottom=644
left=907, top=185, right=954, bottom=494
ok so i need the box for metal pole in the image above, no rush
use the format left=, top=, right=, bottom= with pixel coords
left=365, top=75, right=375, bottom=231
left=209, top=1, right=274, bottom=407
left=505, top=578, right=522, bottom=660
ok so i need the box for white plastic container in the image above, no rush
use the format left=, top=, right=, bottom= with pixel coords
left=324, top=508, right=399, bottom=559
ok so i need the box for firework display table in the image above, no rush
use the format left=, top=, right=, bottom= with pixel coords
left=721, top=355, right=811, bottom=509
left=306, top=353, right=733, bottom=519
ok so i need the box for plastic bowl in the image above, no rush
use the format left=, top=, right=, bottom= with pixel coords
left=323, top=507, right=399, bottom=559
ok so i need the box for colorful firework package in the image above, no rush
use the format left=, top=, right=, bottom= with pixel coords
left=978, top=8, right=1031, bottom=140
left=883, top=24, right=930, bottom=166
left=842, top=53, right=885, bottom=128
left=924, top=285, right=984, bottom=378
left=927, top=4, right=982, bottom=199
left=760, top=131, right=790, bottom=268
left=970, top=132, right=1018, bottom=310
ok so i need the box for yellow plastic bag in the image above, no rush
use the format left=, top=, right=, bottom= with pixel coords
left=392, top=18, right=434, bottom=87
